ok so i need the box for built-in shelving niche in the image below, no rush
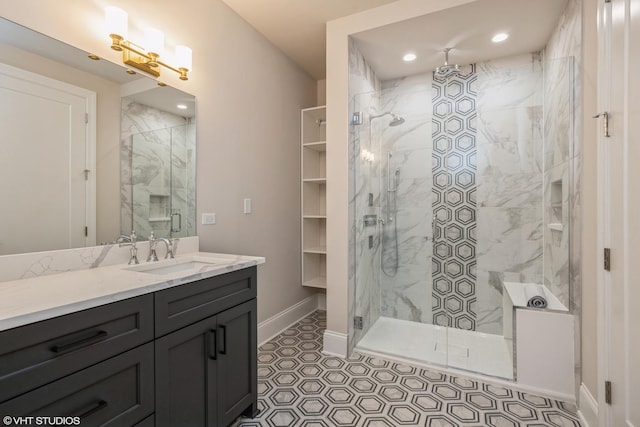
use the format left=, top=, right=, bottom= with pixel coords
left=301, top=106, right=327, bottom=290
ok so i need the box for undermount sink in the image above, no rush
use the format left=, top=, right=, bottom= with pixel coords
left=125, top=257, right=221, bottom=275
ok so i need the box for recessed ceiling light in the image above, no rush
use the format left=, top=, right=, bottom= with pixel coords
left=177, top=104, right=188, bottom=110
left=492, top=33, right=509, bottom=43
left=403, top=53, right=417, bottom=62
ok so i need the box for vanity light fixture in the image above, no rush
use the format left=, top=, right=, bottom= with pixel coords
left=105, top=6, right=192, bottom=81
left=403, top=53, right=417, bottom=62
left=177, top=104, right=188, bottom=110
left=491, top=32, right=509, bottom=43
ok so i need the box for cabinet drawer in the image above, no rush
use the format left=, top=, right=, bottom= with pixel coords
left=0, top=294, right=153, bottom=402
left=155, top=267, right=256, bottom=337
left=0, top=343, right=154, bottom=426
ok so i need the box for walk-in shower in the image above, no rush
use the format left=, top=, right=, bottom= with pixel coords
left=350, top=42, right=575, bottom=380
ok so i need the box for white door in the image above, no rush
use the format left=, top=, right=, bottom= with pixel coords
left=599, top=0, right=640, bottom=425
left=0, top=63, right=95, bottom=255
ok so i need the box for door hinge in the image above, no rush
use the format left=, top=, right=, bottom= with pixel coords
left=604, top=248, right=611, bottom=271
left=84, top=169, right=90, bottom=181
left=85, top=226, right=88, bottom=237
left=85, top=113, right=89, bottom=124
left=605, top=380, right=612, bottom=404
left=354, top=316, right=363, bottom=330
left=593, top=112, right=610, bottom=137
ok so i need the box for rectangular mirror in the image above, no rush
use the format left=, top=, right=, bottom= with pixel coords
left=0, top=17, right=196, bottom=255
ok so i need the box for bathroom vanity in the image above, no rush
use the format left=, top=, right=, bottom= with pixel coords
left=0, top=252, right=263, bottom=427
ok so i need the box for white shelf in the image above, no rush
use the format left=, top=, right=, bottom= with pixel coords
left=301, top=106, right=327, bottom=290
left=304, top=246, right=327, bottom=254
left=302, top=276, right=327, bottom=289
left=303, top=141, right=326, bottom=152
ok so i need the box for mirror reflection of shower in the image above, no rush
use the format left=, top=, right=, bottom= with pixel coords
left=369, top=111, right=405, bottom=276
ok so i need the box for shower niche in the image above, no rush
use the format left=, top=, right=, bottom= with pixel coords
left=301, top=106, right=327, bottom=289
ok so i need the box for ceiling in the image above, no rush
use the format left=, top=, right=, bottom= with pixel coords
left=220, top=0, right=399, bottom=80
left=221, top=0, right=568, bottom=81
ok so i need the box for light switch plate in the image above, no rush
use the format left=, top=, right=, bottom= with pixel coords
left=202, top=213, right=216, bottom=225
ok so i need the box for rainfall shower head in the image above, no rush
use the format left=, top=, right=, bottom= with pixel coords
left=370, top=111, right=405, bottom=127
left=389, top=113, right=405, bottom=126
left=434, top=48, right=460, bottom=77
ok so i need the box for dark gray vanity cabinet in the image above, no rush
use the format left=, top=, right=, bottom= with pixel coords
left=0, top=266, right=258, bottom=427
left=155, top=268, right=258, bottom=427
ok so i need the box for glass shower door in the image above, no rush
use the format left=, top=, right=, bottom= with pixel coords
left=131, top=123, right=196, bottom=241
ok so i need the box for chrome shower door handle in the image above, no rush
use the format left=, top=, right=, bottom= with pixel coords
left=171, top=212, right=182, bottom=233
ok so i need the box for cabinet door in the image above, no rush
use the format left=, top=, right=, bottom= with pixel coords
left=155, top=316, right=218, bottom=427
left=216, top=299, right=257, bottom=426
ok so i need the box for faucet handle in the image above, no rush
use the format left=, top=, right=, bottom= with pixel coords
left=128, top=246, right=139, bottom=265
left=165, top=240, right=175, bottom=259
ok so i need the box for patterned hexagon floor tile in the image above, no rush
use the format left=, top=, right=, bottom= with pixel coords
left=234, top=311, right=581, bottom=427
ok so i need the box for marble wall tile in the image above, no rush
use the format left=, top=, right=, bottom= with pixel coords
left=476, top=207, right=543, bottom=275
left=380, top=264, right=431, bottom=323
left=475, top=105, right=543, bottom=176
left=473, top=54, right=544, bottom=335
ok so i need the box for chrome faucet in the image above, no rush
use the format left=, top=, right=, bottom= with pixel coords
left=118, top=231, right=139, bottom=265
left=147, top=232, right=176, bottom=262
left=156, top=237, right=175, bottom=259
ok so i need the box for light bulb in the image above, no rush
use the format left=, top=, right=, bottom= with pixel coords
left=175, top=45, right=192, bottom=71
left=145, top=28, right=165, bottom=56
left=105, top=6, right=128, bottom=38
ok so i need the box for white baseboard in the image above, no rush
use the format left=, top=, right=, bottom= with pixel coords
left=322, top=330, right=348, bottom=357
left=258, top=295, right=319, bottom=346
left=577, top=383, right=598, bottom=427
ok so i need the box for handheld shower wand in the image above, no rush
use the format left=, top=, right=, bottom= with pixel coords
left=382, top=152, right=400, bottom=276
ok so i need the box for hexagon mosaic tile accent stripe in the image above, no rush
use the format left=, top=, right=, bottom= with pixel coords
left=234, top=311, right=581, bottom=427
left=431, top=66, right=479, bottom=330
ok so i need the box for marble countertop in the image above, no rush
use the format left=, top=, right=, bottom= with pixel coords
left=0, top=252, right=265, bottom=331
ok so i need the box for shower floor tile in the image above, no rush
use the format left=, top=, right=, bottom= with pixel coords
left=234, top=311, right=581, bottom=427
left=357, top=316, right=514, bottom=380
